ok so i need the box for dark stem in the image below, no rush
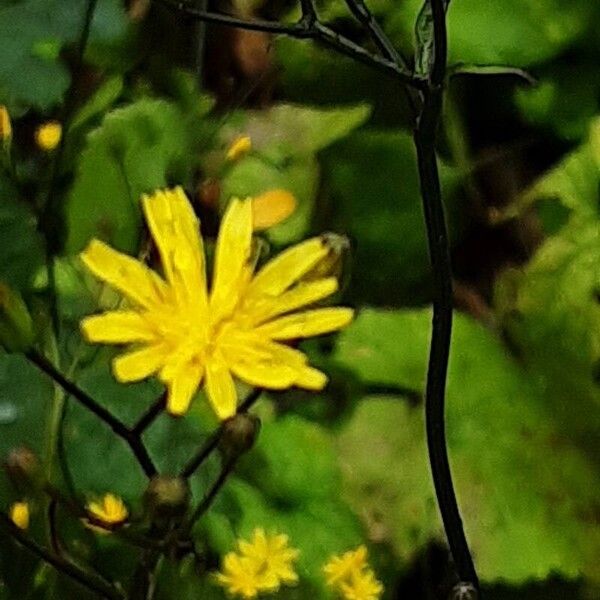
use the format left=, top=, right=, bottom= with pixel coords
left=343, top=0, right=407, bottom=68
left=57, top=396, right=78, bottom=499
left=154, top=0, right=424, bottom=88
left=131, top=394, right=167, bottom=436
left=0, top=512, right=124, bottom=600
left=185, top=456, right=237, bottom=531
left=414, top=0, right=479, bottom=592
left=27, top=351, right=158, bottom=478
left=181, top=388, right=262, bottom=478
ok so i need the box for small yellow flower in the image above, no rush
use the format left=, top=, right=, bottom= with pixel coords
left=84, top=493, right=128, bottom=534
left=324, top=546, right=383, bottom=600
left=0, top=105, right=12, bottom=143
left=9, top=501, right=29, bottom=530
left=323, top=545, right=368, bottom=587
left=340, top=568, right=383, bottom=600
left=216, top=528, right=299, bottom=598
left=251, top=189, right=297, bottom=231
left=216, top=553, right=277, bottom=598
left=80, top=187, right=353, bottom=419
left=35, top=121, right=62, bottom=151
left=226, top=135, right=252, bottom=161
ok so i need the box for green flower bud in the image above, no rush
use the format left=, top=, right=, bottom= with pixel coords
left=0, top=283, right=34, bottom=353
left=144, top=475, right=190, bottom=524
left=4, top=446, right=43, bottom=492
left=219, top=413, right=260, bottom=459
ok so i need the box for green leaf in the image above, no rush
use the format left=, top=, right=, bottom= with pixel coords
left=515, top=67, right=600, bottom=141
left=227, top=103, right=371, bottom=160
left=334, top=309, right=600, bottom=583
left=0, top=0, right=128, bottom=111
left=65, top=98, right=193, bottom=255
left=70, top=76, right=124, bottom=131
left=320, top=129, right=462, bottom=305
left=494, top=220, right=600, bottom=436
left=221, top=103, right=369, bottom=244
left=321, top=0, right=594, bottom=68
left=0, top=180, right=45, bottom=291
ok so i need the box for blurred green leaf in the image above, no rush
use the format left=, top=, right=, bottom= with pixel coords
left=0, top=181, right=45, bottom=291
left=334, top=308, right=600, bottom=583
left=515, top=67, right=600, bottom=141
left=65, top=98, right=194, bottom=255
left=322, top=0, right=594, bottom=67
left=495, top=219, right=600, bottom=435
left=221, top=103, right=369, bottom=244
left=70, top=76, right=124, bottom=131
left=0, top=0, right=128, bottom=111
left=320, top=129, right=462, bottom=305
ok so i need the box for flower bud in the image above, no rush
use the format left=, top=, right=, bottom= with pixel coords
left=0, top=105, right=12, bottom=145
left=35, top=121, right=62, bottom=151
left=4, top=447, right=43, bottom=491
left=303, top=233, right=351, bottom=282
left=0, top=283, right=34, bottom=352
left=144, top=475, right=190, bottom=523
left=219, top=413, right=260, bottom=459
left=9, top=501, right=29, bottom=530
left=251, top=190, right=297, bottom=231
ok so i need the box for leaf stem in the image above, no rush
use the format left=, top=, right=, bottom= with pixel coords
left=154, top=0, right=425, bottom=89
left=26, top=350, right=157, bottom=479
left=0, top=511, right=124, bottom=600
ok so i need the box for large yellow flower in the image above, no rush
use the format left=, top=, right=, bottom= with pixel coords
left=80, top=187, right=353, bottom=419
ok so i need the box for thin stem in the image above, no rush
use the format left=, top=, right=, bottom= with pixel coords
left=154, top=0, right=424, bottom=88
left=131, top=394, right=166, bottom=436
left=26, top=351, right=157, bottom=478
left=343, top=0, right=407, bottom=68
left=181, top=388, right=262, bottom=478
left=185, top=456, right=237, bottom=531
left=414, top=0, right=479, bottom=592
left=0, top=512, right=124, bottom=600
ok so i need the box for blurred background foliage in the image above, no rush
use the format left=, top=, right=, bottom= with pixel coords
left=0, top=0, right=599, bottom=598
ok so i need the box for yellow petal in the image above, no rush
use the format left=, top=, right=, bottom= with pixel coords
left=255, top=307, right=354, bottom=340
left=226, top=135, right=252, bottom=161
left=81, top=311, right=155, bottom=344
left=141, top=187, right=208, bottom=315
left=112, top=345, right=169, bottom=382
left=210, top=198, right=253, bottom=322
left=165, top=363, right=204, bottom=416
left=251, top=189, right=296, bottom=231
left=245, top=277, right=338, bottom=325
left=229, top=360, right=298, bottom=390
left=294, top=366, right=328, bottom=390
left=246, top=237, right=330, bottom=299
left=204, top=359, right=237, bottom=420
left=81, top=239, right=168, bottom=308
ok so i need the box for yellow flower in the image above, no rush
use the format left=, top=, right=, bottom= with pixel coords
left=84, top=493, right=128, bottom=534
left=216, top=528, right=299, bottom=598
left=251, top=189, right=297, bottom=231
left=9, top=501, right=29, bottom=530
left=226, top=135, right=252, bottom=161
left=0, top=105, right=12, bottom=142
left=324, top=546, right=383, bottom=600
left=323, top=545, right=368, bottom=587
left=80, top=187, right=353, bottom=419
left=340, top=568, right=383, bottom=600
left=35, top=121, right=62, bottom=151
